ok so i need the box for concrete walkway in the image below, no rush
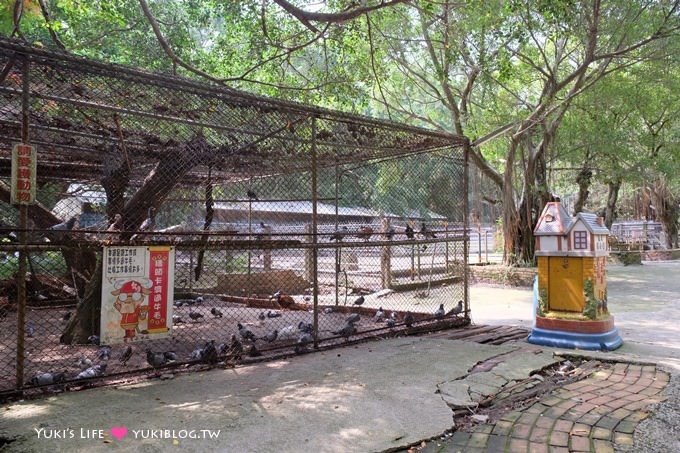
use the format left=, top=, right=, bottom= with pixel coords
left=1, top=262, right=678, bottom=453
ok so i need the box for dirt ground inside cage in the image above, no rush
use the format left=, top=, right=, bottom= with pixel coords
left=0, top=285, right=468, bottom=395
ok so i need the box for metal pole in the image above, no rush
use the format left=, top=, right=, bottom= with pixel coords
left=16, top=57, right=30, bottom=390
left=334, top=158, right=339, bottom=306
left=462, top=142, right=470, bottom=315
left=311, top=117, right=319, bottom=348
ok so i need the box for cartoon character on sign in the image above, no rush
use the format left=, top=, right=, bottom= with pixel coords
left=111, top=279, right=152, bottom=342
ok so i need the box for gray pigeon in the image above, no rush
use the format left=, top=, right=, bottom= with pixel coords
left=190, top=347, right=204, bottom=361
left=386, top=312, right=397, bottom=328
left=76, top=364, right=107, bottom=379
left=266, top=310, right=282, bottom=318
left=333, top=323, right=357, bottom=340
left=404, top=311, right=415, bottom=327
left=298, top=321, right=314, bottom=334
left=202, top=341, right=218, bottom=365
left=261, top=329, right=278, bottom=343
left=258, top=312, right=266, bottom=321
left=352, top=295, right=365, bottom=306
left=119, top=346, right=133, bottom=365
left=295, top=332, right=314, bottom=354
left=77, top=356, right=93, bottom=370
left=163, top=351, right=178, bottom=362
left=146, top=350, right=167, bottom=368
left=447, top=300, right=464, bottom=317
left=189, top=310, right=204, bottom=321
left=372, top=307, right=385, bottom=322
left=97, top=346, right=112, bottom=361
left=27, top=372, right=66, bottom=386
left=87, top=335, right=100, bottom=345
left=238, top=323, right=256, bottom=342
left=228, top=334, right=244, bottom=361
left=210, top=307, right=223, bottom=318
left=172, top=314, right=184, bottom=324
left=434, top=303, right=445, bottom=319
left=26, top=321, right=34, bottom=338
left=346, top=313, right=361, bottom=325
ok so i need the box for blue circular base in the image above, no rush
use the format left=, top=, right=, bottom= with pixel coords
left=527, top=327, right=623, bottom=351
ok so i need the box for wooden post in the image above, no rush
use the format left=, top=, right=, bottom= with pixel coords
left=380, top=218, right=392, bottom=289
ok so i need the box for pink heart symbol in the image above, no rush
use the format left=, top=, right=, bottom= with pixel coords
left=111, top=426, right=128, bottom=441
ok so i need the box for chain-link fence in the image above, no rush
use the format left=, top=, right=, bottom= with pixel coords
left=0, top=38, right=470, bottom=395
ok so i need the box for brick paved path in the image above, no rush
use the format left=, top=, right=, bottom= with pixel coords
left=433, top=363, right=668, bottom=453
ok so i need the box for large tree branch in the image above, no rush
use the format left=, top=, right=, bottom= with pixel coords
left=271, top=0, right=410, bottom=28
left=37, top=0, right=67, bottom=50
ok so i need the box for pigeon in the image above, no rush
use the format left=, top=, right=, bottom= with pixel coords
left=146, top=350, right=168, bottom=369
left=87, top=335, right=100, bottom=345
left=247, top=344, right=262, bottom=357
left=190, top=347, right=205, bottom=361
left=238, top=322, right=256, bottom=342
left=323, top=307, right=334, bottom=314
left=258, top=312, right=266, bottom=321
left=261, top=329, right=278, bottom=343
left=202, top=341, right=218, bottom=365
left=386, top=312, right=397, bottom=328
left=405, top=224, right=415, bottom=240
left=353, top=295, right=365, bottom=306
left=27, top=372, right=66, bottom=386
left=172, top=314, right=184, bottom=324
left=373, top=307, right=385, bottom=323
left=210, top=307, right=223, bottom=318
left=247, top=189, right=259, bottom=201
left=384, top=227, right=395, bottom=240
left=163, top=351, right=178, bottom=362
left=105, top=214, right=123, bottom=241
left=227, top=334, right=244, bottom=361
left=434, top=303, right=445, bottom=319
left=278, top=325, right=297, bottom=340
left=255, top=221, right=268, bottom=240
left=62, top=312, right=71, bottom=322
left=404, top=311, right=415, bottom=327
left=420, top=222, right=436, bottom=239
left=333, top=323, right=357, bottom=340
left=25, top=321, right=34, bottom=338
left=76, top=364, right=107, bottom=379
left=189, top=310, right=204, bottom=321
left=49, top=216, right=78, bottom=231
left=298, top=321, right=314, bottom=334
left=346, top=313, right=361, bottom=325
left=97, top=346, right=112, bottom=361
left=139, top=207, right=156, bottom=232
left=447, top=300, right=464, bottom=317
left=266, top=310, right=282, bottom=318
left=329, top=226, right=348, bottom=242
left=174, top=296, right=204, bottom=307
left=119, top=346, right=133, bottom=365
left=77, top=356, right=93, bottom=369
left=295, top=332, right=314, bottom=354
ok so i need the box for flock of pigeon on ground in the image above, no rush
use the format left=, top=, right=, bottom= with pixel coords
left=26, top=293, right=465, bottom=389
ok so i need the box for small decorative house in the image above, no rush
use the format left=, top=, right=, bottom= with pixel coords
left=528, top=202, right=622, bottom=350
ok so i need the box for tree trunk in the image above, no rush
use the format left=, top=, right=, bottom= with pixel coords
left=573, top=152, right=592, bottom=214
left=60, top=259, right=102, bottom=344
left=649, top=179, right=679, bottom=248
left=603, top=179, right=621, bottom=229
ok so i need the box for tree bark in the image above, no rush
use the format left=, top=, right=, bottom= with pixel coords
left=60, top=259, right=102, bottom=344
left=573, top=152, right=592, bottom=214
left=603, top=179, right=621, bottom=229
